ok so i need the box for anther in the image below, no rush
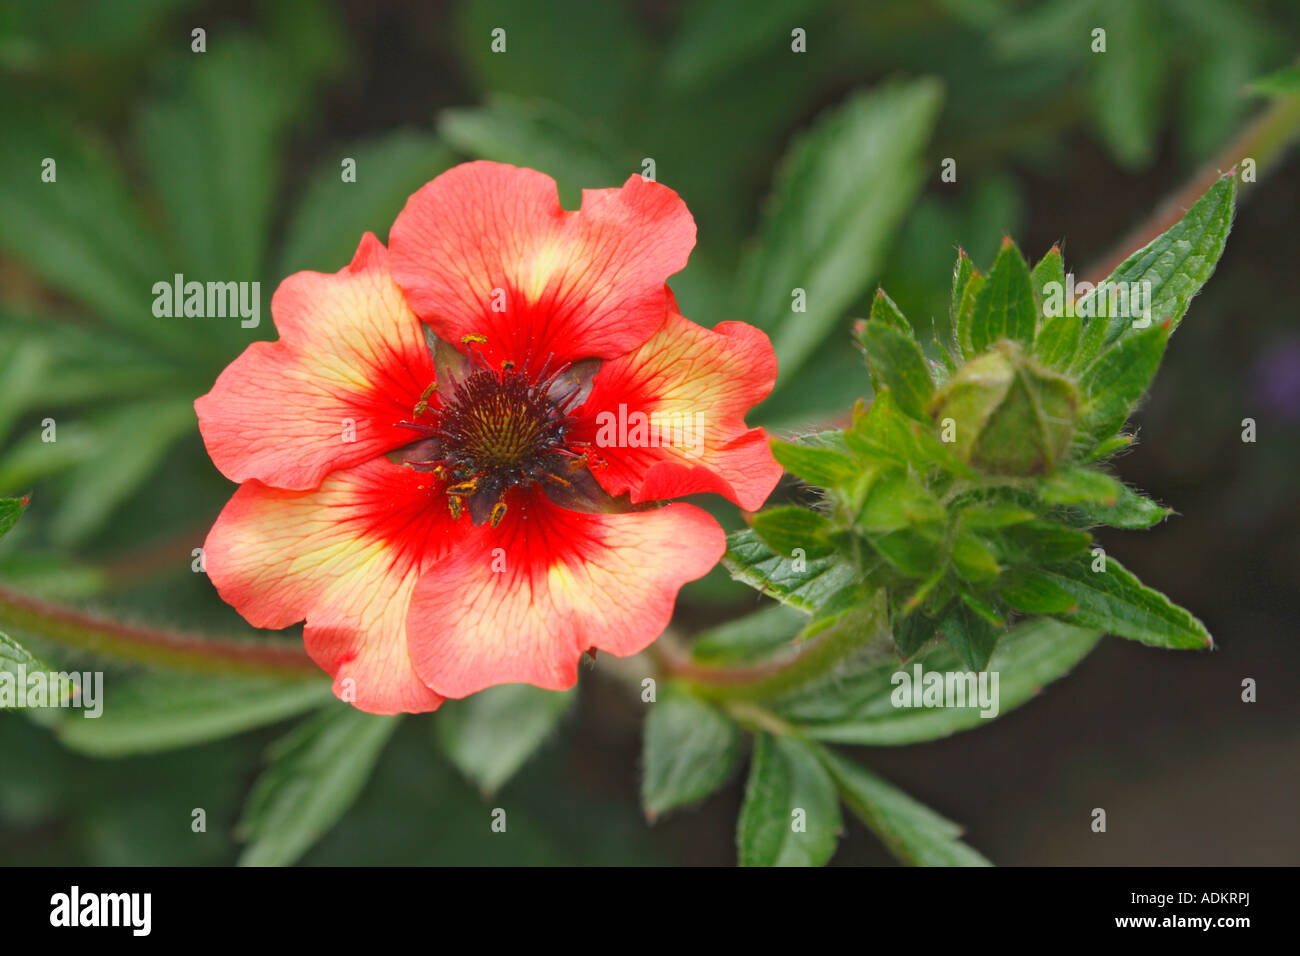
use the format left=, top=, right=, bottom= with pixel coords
left=489, top=500, right=508, bottom=528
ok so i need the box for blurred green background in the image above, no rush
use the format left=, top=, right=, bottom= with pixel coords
left=1, top=0, right=1298, bottom=864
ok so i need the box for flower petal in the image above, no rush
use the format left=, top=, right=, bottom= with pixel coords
left=195, top=233, right=435, bottom=491
left=388, top=161, right=696, bottom=367
left=406, top=493, right=724, bottom=698
left=573, top=309, right=782, bottom=511
left=205, top=457, right=451, bottom=714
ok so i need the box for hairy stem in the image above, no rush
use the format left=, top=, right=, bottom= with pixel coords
left=0, top=584, right=319, bottom=679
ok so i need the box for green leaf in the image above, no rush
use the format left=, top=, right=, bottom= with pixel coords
left=238, top=706, right=401, bottom=866
left=868, top=288, right=912, bottom=334
left=0, top=496, right=28, bottom=540
left=455, top=0, right=644, bottom=123
left=57, top=674, right=332, bottom=756
left=770, top=439, right=855, bottom=487
left=1001, top=571, right=1080, bottom=615
left=1040, top=465, right=1125, bottom=506
left=723, top=528, right=859, bottom=613
left=1042, top=555, right=1213, bottom=649
left=48, top=397, right=196, bottom=545
left=439, top=96, right=630, bottom=207
left=1072, top=172, right=1237, bottom=366
left=1076, top=322, right=1170, bottom=443
left=967, top=237, right=1036, bottom=353
left=691, top=604, right=805, bottom=665
left=749, top=506, right=834, bottom=559
left=779, top=618, right=1101, bottom=745
left=737, top=733, right=841, bottom=867
left=278, top=130, right=454, bottom=276
left=0, top=112, right=188, bottom=357
left=1088, top=0, right=1166, bottom=168
left=664, top=0, right=823, bottom=94
left=137, top=37, right=297, bottom=281
left=858, top=319, right=935, bottom=421
left=951, top=529, right=1001, bottom=584
left=741, top=80, right=943, bottom=380
left=1, top=630, right=67, bottom=708
left=855, top=470, right=944, bottom=535
left=1068, top=483, right=1172, bottom=530
left=950, top=249, right=974, bottom=333
left=941, top=597, right=1002, bottom=671
left=1250, top=64, right=1300, bottom=95
left=1030, top=245, right=1067, bottom=316
left=955, top=269, right=986, bottom=358
left=641, top=692, right=743, bottom=820
left=818, top=747, right=992, bottom=866
left=1032, top=246, right=1079, bottom=367
left=435, top=684, right=574, bottom=796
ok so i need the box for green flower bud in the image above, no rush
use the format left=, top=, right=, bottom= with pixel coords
left=929, top=340, right=1079, bottom=475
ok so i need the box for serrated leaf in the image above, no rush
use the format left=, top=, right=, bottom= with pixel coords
left=1043, top=555, right=1213, bottom=649
left=941, top=597, right=1002, bottom=671
left=743, top=80, right=943, bottom=380
left=691, top=604, right=806, bottom=665
left=737, top=733, right=841, bottom=867
left=750, top=506, right=834, bottom=559
left=1072, top=172, right=1237, bottom=367
left=435, top=683, right=574, bottom=796
left=0, top=496, right=28, bottom=539
left=817, top=746, right=992, bottom=866
left=858, top=319, right=935, bottom=421
left=770, top=439, right=855, bottom=487
left=1077, top=322, right=1169, bottom=443
left=238, top=706, right=400, bottom=867
left=779, top=618, right=1100, bottom=745
left=869, top=288, right=912, bottom=333
left=723, top=528, right=858, bottom=613
left=57, top=674, right=332, bottom=756
left=641, top=693, right=742, bottom=820
left=1001, top=571, right=1079, bottom=614
left=278, top=130, right=454, bottom=276
left=968, top=238, right=1036, bottom=353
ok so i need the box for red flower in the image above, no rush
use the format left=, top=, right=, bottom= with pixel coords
left=195, top=162, right=781, bottom=714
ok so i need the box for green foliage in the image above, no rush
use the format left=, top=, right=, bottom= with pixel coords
left=435, top=684, right=574, bottom=795
left=237, top=706, right=401, bottom=866
left=737, top=733, right=840, bottom=867
left=57, top=675, right=332, bottom=756
left=641, top=692, right=743, bottom=820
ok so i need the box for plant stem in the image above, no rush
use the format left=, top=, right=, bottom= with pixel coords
left=660, top=592, right=892, bottom=702
left=0, top=584, right=319, bottom=679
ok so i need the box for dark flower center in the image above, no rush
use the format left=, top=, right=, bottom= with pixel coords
left=396, top=336, right=600, bottom=526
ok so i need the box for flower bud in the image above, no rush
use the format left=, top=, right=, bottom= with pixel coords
left=929, top=340, right=1078, bottom=475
